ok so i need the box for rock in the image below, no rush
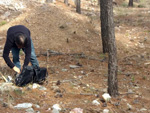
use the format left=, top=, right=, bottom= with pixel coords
left=32, top=83, right=41, bottom=89
left=62, top=69, right=68, bottom=72
left=114, top=102, right=120, bottom=106
left=30, top=83, right=47, bottom=90
left=52, top=104, right=61, bottom=113
left=14, top=103, right=32, bottom=109
left=39, top=86, right=47, bottom=90
left=69, top=65, right=81, bottom=69
left=140, top=108, right=147, bottom=112
left=7, top=76, right=13, bottom=82
left=103, top=109, right=109, bottom=113
left=55, top=92, right=63, bottom=98
left=102, top=93, right=111, bottom=102
left=102, top=88, right=107, bottom=93
left=92, top=100, right=100, bottom=106
left=0, top=83, right=18, bottom=93
left=133, top=99, right=139, bottom=104
left=127, top=103, right=132, bottom=110
left=51, top=86, right=60, bottom=91
left=70, top=108, right=83, bottom=113
left=2, top=102, right=8, bottom=107
left=102, top=102, right=107, bottom=107
left=26, top=108, right=35, bottom=113
left=128, top=89, right=134, bottom=94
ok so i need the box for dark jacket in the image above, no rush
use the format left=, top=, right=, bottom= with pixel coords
left=3, top=25, right=31, bottom=68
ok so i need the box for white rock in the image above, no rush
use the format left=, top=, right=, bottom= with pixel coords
left=39, top=86, right=47, bottom=90
left=103, top=109, right=109, bottom=113
left=7, top=76, right=13, bottom=82
left=32, top=83, right=40, bottom=89
left=62, top=69, right=68, bottom=72
left=70, top=108, right=83, bottom=113
left=127, top=103, right=132, bottom=110
left=140, top=108, right=147, bottom=111
left=69, top=65, right=81, bottom=69
left=26, top=108, right=34, bottom=113
left=102, top=93, right=111, bottom=102
left=52, top=104, right=61, bottom=113
left=92, top=100, right=100, bottom=106
left=14, top=103, right=32, bottom=109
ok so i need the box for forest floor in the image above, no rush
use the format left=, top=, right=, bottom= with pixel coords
left=0, top=0, right=150, bottom=113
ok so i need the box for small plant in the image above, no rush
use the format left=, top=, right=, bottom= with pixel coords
left=99, top=53, right=106, bottom=59
left=142, top=76, right=146, bottom=80
left=131, top=76, right=135, bottom=82
left=138, top=4, right=145, bottom=8
left=121, top=2, right=128, bottom=7
left=0, top=21, right=7, bottom=26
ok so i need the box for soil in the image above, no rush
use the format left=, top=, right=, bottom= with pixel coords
left=0, top=0, right=150, bottom=113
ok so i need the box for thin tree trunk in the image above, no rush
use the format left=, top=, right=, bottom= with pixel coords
left=76, top=0, right=81, bottom=14
left=100, top=0, right=118, bottom=97
left=100, top=0, right=109, bottom=53
left=64, top=0, right=68, bottom=5
left=98, top=0, right=100, bottom=5
left=107, top=0, right=118, bottom=97
left=46, top=0, right=54, bottom=3
left=128, top=0, right=133, bottom=7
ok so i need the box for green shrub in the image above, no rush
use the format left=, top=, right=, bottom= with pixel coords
left=0, top=21, right=7, bottom=26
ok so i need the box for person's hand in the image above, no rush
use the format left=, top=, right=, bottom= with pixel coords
left=13, top=66, right=21, bottom=74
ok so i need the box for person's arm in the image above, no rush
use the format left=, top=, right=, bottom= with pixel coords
left=3, top=37, right=15, bottom=69
left=23, top=38, right=31, bottom=68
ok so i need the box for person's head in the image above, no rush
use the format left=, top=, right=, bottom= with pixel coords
left=15, top=33, right=27, bottom=48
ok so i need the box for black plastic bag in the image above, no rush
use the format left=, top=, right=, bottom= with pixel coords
left=15, top=66, right=48, bottom=87
left=33, top=66, right=48, bottom=84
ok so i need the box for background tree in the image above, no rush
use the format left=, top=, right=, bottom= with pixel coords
left=64, top=0, right=68, bottom=5
left=46, top=0, right=55, bottom=3
left=100, top=0, right=109, bottom=53
left=100, top=0, right=118, bottom=96
left=98, top=0, right=100, bottom=5
left=76, top=0, right=81, bottom=14
left=128, top=0, right=134, bottom=7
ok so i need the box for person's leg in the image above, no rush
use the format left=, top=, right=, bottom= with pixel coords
left=30, top=39, right=39, bottom=67
left=11, top=47, right=21, bottom=69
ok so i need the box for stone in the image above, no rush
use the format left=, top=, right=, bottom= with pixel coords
left=127, top=103, right=132, bottom=110
left=62, top=69, right=68, bottom=72
left=92, top=100, right=100, bottom=106
left=102, top=93, right=111, bottom=102
left=26, top=108, right=35, bottom=113
left=103, top=109, right=109, bottom=113
left=70, top=108, right=83, bottom=113
left=0, top=83, right=18, bottom=93
left=52, top=104, right=61, bottom=113
left=14, top=103, right=32, bottom=109
left=69, top=65, right=81, bottom=69
left=140, top=108, right=147, bottom=111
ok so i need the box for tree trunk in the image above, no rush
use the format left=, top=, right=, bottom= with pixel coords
left=46, top=0, right=55, bottom=3
left=107, top=0, right=118, bottom=97
left=64, top=0, right=68, bottom=5
left=100, top=0, right=118, bottom=97
left=128, top=0, right=133, bottom=7
left=76, top=0, right=81, bottom=14
left=98, top=0, right=100, bottom=5
left=100, top=0, right=109, bottom=53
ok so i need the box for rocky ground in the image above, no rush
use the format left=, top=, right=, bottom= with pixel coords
left=0, top=0, right=150, bottom=113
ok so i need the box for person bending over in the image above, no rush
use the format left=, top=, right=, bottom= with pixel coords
left=3, top=25, right=39, bottom=74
